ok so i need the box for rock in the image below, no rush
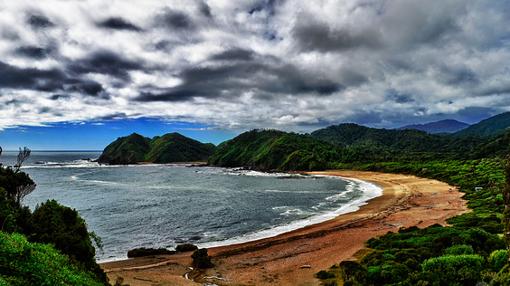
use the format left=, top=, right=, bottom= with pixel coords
left=176, top=243, right=199, bottom=252
left=127, top=247, right=175, bottom=258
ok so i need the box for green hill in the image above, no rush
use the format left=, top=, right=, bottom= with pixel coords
left=145, top=133, right=215, bottom=163
left=454, top=112, right=510, bottom=138
left=208, top=129, right=342, bottom=171
left=98, top=132, right=215, bottom=165
left=97, top=133, right=151, bottom=164
left=310, top=123, right=447, bottom=152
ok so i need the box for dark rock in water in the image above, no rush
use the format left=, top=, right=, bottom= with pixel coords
left=189, top=235, right=202, bottom=241
left=127, top=247, right=175, bottom=258
left=175, top=243, right=198, bottom=252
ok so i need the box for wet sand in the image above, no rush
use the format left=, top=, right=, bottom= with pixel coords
left=101, top=170, right=469, bottom=286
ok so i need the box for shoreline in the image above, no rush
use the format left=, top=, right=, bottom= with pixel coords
left=101, top=170, right=469, bottom=286
left=97, top=171, right=382, bottom=264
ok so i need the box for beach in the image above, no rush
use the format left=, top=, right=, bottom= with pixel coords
left=100, top=170, right=469, bottom=286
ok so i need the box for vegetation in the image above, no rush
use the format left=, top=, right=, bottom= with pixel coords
left=454, top=111, right=510, bottom=138
left=98, top=132, right=215, bottom=164
left=209, top=129, right=343, bottom=171
left=210, top=113, right=510, bottom=171
left=317, top=159, right=510, bottom=285
left=0, top=232, right=103, bottom=286
left=191, top=248, right=213, bottom=269
left=0, top=148, right=107, bottom=285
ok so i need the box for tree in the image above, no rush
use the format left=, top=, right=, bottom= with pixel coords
left=504, top=156, right=510, bottom=264
left=30, top=200, right=107, bottom=282
left=0, top=147, right=36, bottom=205
left=191, top=248, right=213, bottom=269
left=14, top=147, right=31, bottom=173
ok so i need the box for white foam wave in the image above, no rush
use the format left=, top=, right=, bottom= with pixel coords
left=223, top=169, right=306, bottom=178
left=22, top=160, right=193, bottom=169
left=198, top=175, right=382, bottom=249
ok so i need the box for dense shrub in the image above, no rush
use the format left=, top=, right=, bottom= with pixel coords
left=444, top=244, right=474, bottom=255
left=191, top=248, right=213, bottom=269
left=30, top=200, right=106, bottom=282
left=0, top=232, right=103, bottom=286
left=489, top=250, right=508, bottom=272
left=420, top=254, right=485, bottom=286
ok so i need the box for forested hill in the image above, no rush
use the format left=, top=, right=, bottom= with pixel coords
left=208, top=116, right=510, bottom=171
left=98, top=132, right=215, bottom=165
left=310, top=123, right=448, bottom=151
left=453, top=112, right=510, bottom=138
left=208, top=129, right=342, bottom=171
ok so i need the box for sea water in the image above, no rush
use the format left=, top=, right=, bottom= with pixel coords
left=0, top=151, right=381, bottom=261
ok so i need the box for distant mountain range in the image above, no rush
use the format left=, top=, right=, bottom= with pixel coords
left=399, top=119, right=470, bottom=134
left=98, top=111, right=510, bottom=169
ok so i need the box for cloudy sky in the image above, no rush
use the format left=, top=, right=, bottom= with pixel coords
left=1, top=0, right=510, bottom=148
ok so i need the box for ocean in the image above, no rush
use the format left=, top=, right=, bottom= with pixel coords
left=0, top=151, right=381, bottom=261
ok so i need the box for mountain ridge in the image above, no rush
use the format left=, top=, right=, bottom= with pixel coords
left=399, top=119, right=469, bottom=134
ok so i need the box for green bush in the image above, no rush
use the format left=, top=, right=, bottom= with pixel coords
left=30, top=200, right=106, bottom=282
left=191, top=248, right=213, bottom=269
left=316, top=270, right=335, bottom=279
left=444, top=244, right=474, bottom=255
left=489, top=250, right=508, bottom=272
left=0, top=232, right=103, bottom=286
left=421, top=254, right=485, bottom=286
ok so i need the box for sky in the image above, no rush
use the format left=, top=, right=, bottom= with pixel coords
left=0, top=0, right=510, bottom=149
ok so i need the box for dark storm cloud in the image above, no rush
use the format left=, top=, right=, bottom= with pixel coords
left=137, top=55, right=342, bottom=102
left=64, top=79, right=104, bottom=96
left=155, top=8, right=195, bottom=30
left=14, top=46, right=49, bottom=59
left=440, top=67, right=479, bottom=86
left=385, top=89, right=414, bottom=103
left=0, top=61, right=104, bottom=96
left=198, top=1, right=212, bottom=18
left=211, top=48, right=255, bottom=61
left=293, top=20, right=381, bottom=52
left=97, top=17, right=142, bottom=31
left=67, top=50, right=143, bottom=80
left=50, top=94, right=70, bottom=100
left=0, top=61, right=65, bottom=91
left=26, top=13, right=54, bottom=29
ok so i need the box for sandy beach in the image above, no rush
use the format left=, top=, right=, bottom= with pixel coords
left=101, top=170, right=469, bottom=286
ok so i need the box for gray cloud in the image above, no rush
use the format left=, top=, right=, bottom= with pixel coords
left=67, top=50, right=143, bottom=80
left=14, top=46, right=49, bottom=59
left=293, top=20, right=382, bottom=52
left=155, top=8, right=195, bottom=30
left=137, top=51, right=342, bottom=102
left=97, top=17, right=142, bottom=31
left=26, top=13, right=55, bottom=29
